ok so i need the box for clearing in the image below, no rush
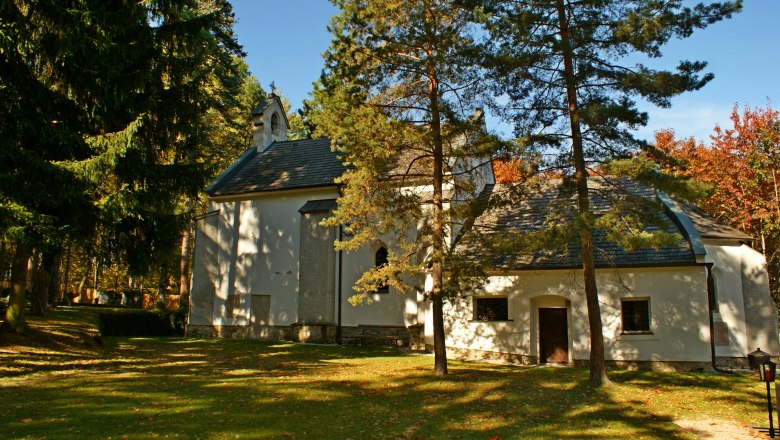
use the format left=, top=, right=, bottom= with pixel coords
left=0, top=307, right=772, bottom=439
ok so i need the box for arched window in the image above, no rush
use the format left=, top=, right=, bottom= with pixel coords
left=375, top=247, right=389, bottom=293
left=271, top=112, right=280, bottom=136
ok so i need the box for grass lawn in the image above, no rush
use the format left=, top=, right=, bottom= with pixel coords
left=0, top=307, right=772, bottom=439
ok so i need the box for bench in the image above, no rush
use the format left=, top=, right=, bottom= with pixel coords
left=355, top=325, right=409, bottom=347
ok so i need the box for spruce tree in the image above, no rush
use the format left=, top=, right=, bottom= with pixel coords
left=0, top=0, right=246, bottom=326
left=479, top=0, right=741, bottom=385
left=0, top=0, right=151, bottom=327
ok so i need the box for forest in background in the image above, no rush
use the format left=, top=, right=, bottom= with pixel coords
left=0, top=0, right=312, bottom=330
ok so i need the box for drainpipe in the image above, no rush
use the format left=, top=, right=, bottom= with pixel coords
left=706, top=263, right=732, bottom=374
left=337, top=225, right=343, bottom=345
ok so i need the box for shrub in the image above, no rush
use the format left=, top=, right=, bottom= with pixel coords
left=97, top=290, right=123, bottom=306
left=97, top=310, right=184, bottom=337
left=120, top=289, right=145, bottom=308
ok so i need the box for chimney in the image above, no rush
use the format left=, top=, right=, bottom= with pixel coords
left=251, top=93, right=289, bottom=152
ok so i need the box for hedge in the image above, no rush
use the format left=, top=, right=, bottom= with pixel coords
left=97, top=310, right=185, bottom=337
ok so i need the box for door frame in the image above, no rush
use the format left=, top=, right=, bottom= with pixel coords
left=534, top=299, right=571, bottom=365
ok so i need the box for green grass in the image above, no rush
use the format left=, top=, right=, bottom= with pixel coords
left=0, top=307, right=771, bottom=439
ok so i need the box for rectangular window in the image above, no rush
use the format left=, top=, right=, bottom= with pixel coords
left=226, top=294, right=241, bottom=317
left=621, top=298, right=651, bottom=333
left=474, top=297, right=509, bottom=321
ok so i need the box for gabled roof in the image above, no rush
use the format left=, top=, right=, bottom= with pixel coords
left=251, top=93, right=290, bottom=129
left=207, top=138, right=346, bottom=197
left=677, top=202, right=753, bottom=241
left=455, top=179, right=698, bottom=270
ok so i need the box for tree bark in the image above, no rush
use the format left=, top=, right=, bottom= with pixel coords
left=61, top=243, right=71, bottom=304
left=556, top=0, right=609, bottom=386
left=179, top=221, right=193, bottom=301
left=3, top=243, right=31, bottom=333
left=0, top=239, right=7, bottom=283
left=48, top=252, right=61, bottom=306
left=26, top=250, right=38, bottom=291
left=30, top=252, right=54, bottom=317
left=93, top=256, right=101, bottom=295
left=157, top=264, right=169, bottom=308
left=428, top=54, right=448, bottom=377
left=77, top=256, right=92, bottom=303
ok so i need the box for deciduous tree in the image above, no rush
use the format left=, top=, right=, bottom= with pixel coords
left=653, top=104, right=780, bottom=307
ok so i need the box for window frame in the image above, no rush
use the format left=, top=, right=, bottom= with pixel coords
left=375, top=246, right=389, bottom=294
left=271, top=112, right=280, bottom=136
left=620, top=297, right=652, bottom=334
left=473, top=296, right=510, bottom=322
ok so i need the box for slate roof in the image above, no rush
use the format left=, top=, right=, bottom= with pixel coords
left=455, top=179, right=698, bottom=270
left=299, top=198, right=337, bottom=213
left=207, top=138, right=346, bottom=196
left=677, top=202, right=753, bottom=241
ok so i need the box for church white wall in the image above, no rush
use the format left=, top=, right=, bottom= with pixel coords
left=428, top=266, right=712, bottom=363
left=704, top=242, right=749, bottom=357
left=739, top=244, right=780, bottom=355
left=210, top=188, right=339, bottom=327
left=338, top=238, right=420, bottom=328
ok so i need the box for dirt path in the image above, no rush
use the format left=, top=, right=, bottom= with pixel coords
left=675, top=418, right=770, bottom=439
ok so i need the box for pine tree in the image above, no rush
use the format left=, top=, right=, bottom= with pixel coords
left=479, top=0, right=740, bottom=385
left=313, top=0, right=498, bottom=376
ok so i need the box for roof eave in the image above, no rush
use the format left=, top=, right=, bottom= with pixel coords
left=658, top=192, right=707, bottom=260
left=209, top=183, right=341, bottom=200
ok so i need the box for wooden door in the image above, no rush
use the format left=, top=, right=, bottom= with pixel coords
left=250, top=295, right=271, bottom=338
left=539, top=308, right=568, bottom=363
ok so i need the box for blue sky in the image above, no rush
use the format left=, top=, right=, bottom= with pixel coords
left=230, top=0, right=779, bottom=143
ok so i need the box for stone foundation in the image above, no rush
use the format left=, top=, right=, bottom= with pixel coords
left=187, top=323, right=410, bottom=347
left=441, top=345, right=537, bottom=365
left=408, top=324, right=425, bottom=350
left=572, top=359, right=713, bottom=372
left=341, top=325, right=410, bottom=346
left=438, top=345, right=735, bottom=372
left=292, top=322, right=336, bottom=343
left=186, top=324, right=292, bottom=340
left=185, top=325, right=250, bottom=339
left=714, top=356, right=749, bottom=370
left=253, top=326, right=293, bottom=341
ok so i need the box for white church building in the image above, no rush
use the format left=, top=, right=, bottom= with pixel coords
left=187, top=94, right=780, bottom=370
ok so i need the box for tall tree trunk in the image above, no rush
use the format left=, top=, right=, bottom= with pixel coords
left=2, top=243, right=31, bottom=333
left=26, top=250, right=39, bottom=291
left=93, top=256, right=101, bottom=295
left=556, top=0, right=609, bottom=386
left=179, top=220, right=193, bottom=301
left=78, top=256, right=93, bottom=303
left=157, top=264, right=169, bottom=308
left=48, top=252, right=61, bottom=306
left=428, top=61, right=448, bottom=377
left=61, top=243, right=71, bottom=303
left=772, top=169, right=779, bottom=217
left=0, top=239, right=7, bottom=283
left=30, top=252, right=54, bottom=317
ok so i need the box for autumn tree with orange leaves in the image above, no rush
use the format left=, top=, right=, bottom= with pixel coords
left=652, top=104, right=780, bottom=307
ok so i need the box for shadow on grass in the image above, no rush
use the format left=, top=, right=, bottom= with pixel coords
left=3, top=334, right=763, bottom=439
left=0, top=307, right=765, bottom=439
